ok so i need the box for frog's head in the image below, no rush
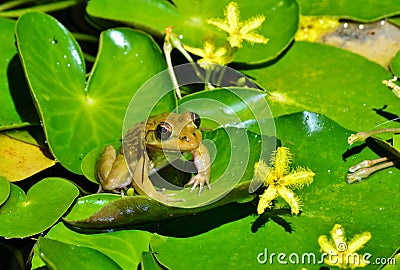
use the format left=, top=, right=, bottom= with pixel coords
left=145, top=111, right=202, bottom=151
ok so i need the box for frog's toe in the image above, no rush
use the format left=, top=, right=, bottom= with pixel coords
left=186, top=174, right=211, bottom=195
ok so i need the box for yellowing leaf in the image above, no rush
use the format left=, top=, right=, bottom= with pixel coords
left=0, top=133, right=56, bottom=181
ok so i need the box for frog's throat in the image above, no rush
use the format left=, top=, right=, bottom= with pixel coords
left=146, top=147, right=183, bottom=169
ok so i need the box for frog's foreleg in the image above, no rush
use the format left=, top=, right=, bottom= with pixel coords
left=186, top=144, right=211, bottom=195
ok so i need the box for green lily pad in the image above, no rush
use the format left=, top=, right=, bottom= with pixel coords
left=243, top=41, right=397, bottom=132
left=178, top=87, right=274, bottom=134
left=87, top=0, right=299, bottom=64
left=36, top=222, right=151, bottom=269
left=0, top=17, right=38, bottom=130
left=81, top=142, right=121, bottom=184
left=31, top=244, right=46, bottom=269
left=141, top=252, right=162, bottom=269
left=150, top=112, right=400, bottom=269
left=298, top=0, right=400, bottom=22
left=37, top=237, right=122, bottom=270
left=389, top=16, right=400, bottom=27
left=63, top=193, right=121, bottom=222
left=390, top=49, right=400, bottom=77
left=16, top=12, right=170, bottom=174
left=0, top=176, right=10, bottom=206
left=0, top=177, right=79, bottom=238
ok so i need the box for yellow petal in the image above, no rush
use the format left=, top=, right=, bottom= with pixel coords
left=271, top=146, right=292, bottom=178
left=225, top=1, right=240, bottom=31
left=183, top=45, right=205, bottom=57
left=318, top=235, right=337, bottom=254
left=277, top=186, right=301, bottom=214
left=257, top=186, right=277, bottom=214
left=207, top=18, right=231, bottom=33
left=242, top=32, right=269, bottom=45
left=214, top=47, right=228, bottom=57
left=240, top=15, right=266, bottom=34
left=227, top=35, right=243, bottom=48
left=347, top=232, right=372, bottom=253
left=282, top=167, right=315, bottom=188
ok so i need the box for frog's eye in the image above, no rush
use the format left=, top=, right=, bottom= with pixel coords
left=190, top=112, right=201, bottom=128
left=156, top=122, right=173, bottom=141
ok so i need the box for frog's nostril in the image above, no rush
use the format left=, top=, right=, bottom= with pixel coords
left=181, top=136, right=189, bottom=142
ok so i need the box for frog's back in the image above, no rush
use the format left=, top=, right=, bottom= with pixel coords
left=122, top=121, right=147, bottom=170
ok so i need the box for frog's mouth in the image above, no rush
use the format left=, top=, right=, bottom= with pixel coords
left=146, top=142, right=201, bottom=152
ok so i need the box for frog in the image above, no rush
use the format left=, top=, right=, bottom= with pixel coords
left=96, top=111, right=211, bottom=202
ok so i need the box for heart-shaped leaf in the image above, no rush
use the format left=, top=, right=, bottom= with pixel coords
left=0, top=17, right=38, bottom=130
left=16, top=12, right=170, bottom=174
left=242, top=41, right=396, bottom=132
left=0, top=177, right=79, bottom=238
left=298, top=0, right=400, bottom=22
left=87, top=0, right=299, bottom=64
left=150, top=112, right=400, bottom=270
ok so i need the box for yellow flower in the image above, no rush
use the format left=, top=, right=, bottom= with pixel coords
left=318, top=224, right=372, bottom=269
left=207, top=2, right=269, bottom=48
left=255, top=146, right=315, bottom=215
left=183, top=41, right=233, bottom=70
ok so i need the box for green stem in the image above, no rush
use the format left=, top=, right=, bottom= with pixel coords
left=167, top=30, right=205, bottom=81
left=204, top=69, right=211, bottom=90
left=0, top=0, right=34, bottom=12
left=348, top=128, right=400, bottom=145
left=0, top=0, right=78, bottom=17
left=215, top=65, right=227, bottom=87
left=163, top=40, right=182, bottom=99
left=71, top=32, right=99, bottom=43
left=347, top=157, right=395, bottom=183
